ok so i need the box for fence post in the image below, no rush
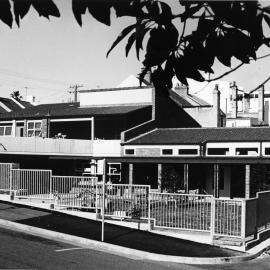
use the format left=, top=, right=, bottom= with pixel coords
left=9, top=164, right=12, bottom=193
left=210, top=196, right=216, bottom=244
left=9, top=165, right=15, bottom=201
left=148, top=186, right=151, bottom=231
left=49, top=171, right=54, bottom=209
left=95, top=182, right=99, bottom=219
left=241, top=199, right=246, bottom=246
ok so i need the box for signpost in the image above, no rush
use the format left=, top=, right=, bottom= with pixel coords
left=101, top=158, right=106, bottom=242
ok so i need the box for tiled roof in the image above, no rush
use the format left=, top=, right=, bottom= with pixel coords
left=168, top=89, right=211, bottom=108
left=125, top=127, right=270, bottom=145
left=0, top=102, right=152, bottom=120
left=0, top=97, right=32, bottom=113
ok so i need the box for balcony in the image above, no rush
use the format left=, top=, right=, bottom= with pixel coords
left=0, top=136, right=121, bottom=157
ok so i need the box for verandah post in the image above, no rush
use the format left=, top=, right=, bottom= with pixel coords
left=184, top=163, right=189, bottom=193
left=9, top=164, right=13, bottom=200
left=148, top=185, right=151, bottom=231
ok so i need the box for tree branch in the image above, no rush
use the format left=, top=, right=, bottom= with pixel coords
left=249, top=76, right=270, bottom=93
left=206, top=62, right=245, bottom=82
left=206, top=53, right=270, bottom=82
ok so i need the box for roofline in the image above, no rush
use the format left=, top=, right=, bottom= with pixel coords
left=148, top=126, right=270, bottom=131
left=79, top=86, right=152, bottom=93
left=10, top=97, right=25, bottom=109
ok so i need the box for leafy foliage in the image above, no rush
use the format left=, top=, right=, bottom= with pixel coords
left=2, top=0, right=270, bottom=88
left=161, top=165, right=183, bottom=193
left=71, top=0, right=269, bottom=88
left=10, top=90, right=22, bottom=101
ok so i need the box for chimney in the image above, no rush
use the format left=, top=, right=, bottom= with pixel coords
left=230, top=81, right=238, bottom=118
left=258, top=85, right=264, bottom=123
left=174, top=83, right=189, bottom=96
left=243, top=93, right=250, bottom=113
left=212, top=84, right=221, bottom=127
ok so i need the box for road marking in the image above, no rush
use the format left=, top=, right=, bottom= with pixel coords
left=55, top=247, right=86, bottom=252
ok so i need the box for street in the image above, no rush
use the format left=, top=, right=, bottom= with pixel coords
left=0, top=227, right=270, bottom=270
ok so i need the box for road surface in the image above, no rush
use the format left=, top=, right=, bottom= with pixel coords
left=1, top=227, right=270, bottom=270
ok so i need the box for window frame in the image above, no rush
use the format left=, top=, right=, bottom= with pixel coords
left=27, top=120, right=42, bottom=137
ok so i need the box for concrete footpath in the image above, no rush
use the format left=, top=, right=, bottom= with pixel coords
left=0, top=200, right=268, bottom=265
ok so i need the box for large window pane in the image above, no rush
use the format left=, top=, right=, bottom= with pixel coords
left=28, top=130, right=34, bottom=137
left=5, top=127, right=12, bottom=135
left=28, top=122, right=34, bottom=129
left=35, top=122, right=41, bottom=129
left=0, top=127, right=4, bottom=136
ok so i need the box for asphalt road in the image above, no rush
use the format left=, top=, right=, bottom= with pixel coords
left=1, top=227, right=270, bottom=270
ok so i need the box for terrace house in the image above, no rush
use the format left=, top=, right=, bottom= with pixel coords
left=0, top=77, right=223, bottom=183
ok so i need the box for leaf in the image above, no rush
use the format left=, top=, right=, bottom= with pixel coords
left=135, top=22, right=151, bottom=60
left=125, top=32, right=136, bottom=57
left=72, top=0, right=88, bottom=26
left=139, top=66, right=151, bottom=86
left=31, top=0, right=60, bottom=19
left=87, top=0, right=112, bottom=26
left=0, top=0, right=13, bottom=27
left=181, top=4, right=202, bottom=22
left=112, top=1, right=136, bottom=17
left=143, top=24, right=178, bottom=67
left=216, top=37, right=232, bottom=67
left=13, top=0, right=31, bottom=26
left=264, top=14, right=270, bottom=28
left=197, top=13, right=216, bottom=39
left=263, top=5, right=270, bottom=15
left=107, top=23, right=137, bottom=57
left=250, top=13, right=264, bottom=50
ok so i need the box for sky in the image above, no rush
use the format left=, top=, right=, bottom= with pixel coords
left=0, top=0, right=270, bottom=104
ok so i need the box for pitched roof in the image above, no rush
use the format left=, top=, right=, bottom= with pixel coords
left=0, top=97, right=33, bottom=114
left=168, top=89, right=211, bottom=108
left=0, top=102, right=151, bottom=120
left=125, top=127, right=270, bottom=145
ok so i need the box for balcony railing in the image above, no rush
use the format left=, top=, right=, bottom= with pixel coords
left=0, top=136, right=121, bottom=157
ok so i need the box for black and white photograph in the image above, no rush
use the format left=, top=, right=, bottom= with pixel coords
left=0, top=0, right=270, bottom=269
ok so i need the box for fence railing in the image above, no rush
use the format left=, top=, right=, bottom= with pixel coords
left=0, top=163, right=249, bottom=240
left=150, top=192, right=212, bottom=231
left=214, top=198, right=243, bottom=237
left=0, top=163, right=12, bottom=193
left=96, top=184, right=150, bottom=219
left=11, top=169, right=52, bottom=199
left=52, top=176, right=98, bottom=208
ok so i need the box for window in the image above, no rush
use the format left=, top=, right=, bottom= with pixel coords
left=0, top=125, right=12, bottom=136
left=208, top=148, right=229, bottom=155
left=178, top=149, right=198, bottom=155
left=265, top=148, right=270, bottom=155
left=125, top=149, right=134, bottom=155
left=27, top=121, right=42, bottom=137
left=162, top=149, right=173, bottom=155
left=235, top=148, right=258, bottom=155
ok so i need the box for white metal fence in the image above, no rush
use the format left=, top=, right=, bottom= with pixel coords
left=52, top=176, right=97, bottom=208
left=97, top=184, right=150, bottom=219
left=11, top=169, right=52, bottom=199
left=0, top=163, right=245, bottom=239
left=213, top=198, right=243, bottom=237
left=0, top=163, right=12, bottom=193
left=150, top=192, right=212, bottom=231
